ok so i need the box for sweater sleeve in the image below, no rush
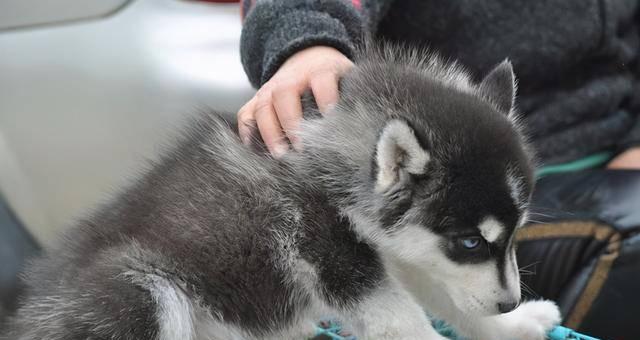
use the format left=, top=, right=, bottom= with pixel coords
left=617, top=118, right=640, bottom=150
left=617, top=70, right=640, bottom=151
left=240, top=0, right=394, bottom=88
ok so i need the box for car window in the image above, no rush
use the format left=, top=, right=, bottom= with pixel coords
left=0, top=0, right=130, bottom=31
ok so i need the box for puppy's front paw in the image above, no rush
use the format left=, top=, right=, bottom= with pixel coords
left=508, top=300, right=561, bottom=340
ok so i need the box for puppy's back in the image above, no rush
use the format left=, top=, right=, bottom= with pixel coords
left=3, top=113, right=312, bottom=339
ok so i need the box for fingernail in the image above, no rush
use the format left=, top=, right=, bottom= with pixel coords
left=288, top=134, right=302, bottom=151
left=323, top=103, right=336, bottom=115
left=291, top=140, right=303, bottom=151
left=272, top=143, right=289, bottom=158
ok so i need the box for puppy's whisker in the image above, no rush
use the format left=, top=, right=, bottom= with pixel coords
left=520, top=281, right=539, bottom=298
left=524, top=219, right=549, bottom=225
left=526, top=212, right=555, bottom=218
left=519, top=261, right=540, bottom=271
left=527, top=206, right=562, bottom=213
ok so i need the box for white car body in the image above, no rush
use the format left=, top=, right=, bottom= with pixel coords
left=0, top=0, right=254, bottom=243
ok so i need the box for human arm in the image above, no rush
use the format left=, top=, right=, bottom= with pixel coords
left=238, top=0, right=393, bottom=156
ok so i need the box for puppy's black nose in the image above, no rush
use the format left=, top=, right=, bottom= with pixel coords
left=497, top=301, right=518, bottom=313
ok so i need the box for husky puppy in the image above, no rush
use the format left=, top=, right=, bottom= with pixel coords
left=3, top=47, right=560, bottom=340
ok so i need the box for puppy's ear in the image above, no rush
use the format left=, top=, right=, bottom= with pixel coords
left=374, top=120, right=429, bottom=193
left=478, top=60, right=516, bottom=114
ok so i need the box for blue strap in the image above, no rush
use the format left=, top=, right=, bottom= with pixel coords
left=312, top=320, right=601, bottom=340
left=535, top=152, right=613, bottom=179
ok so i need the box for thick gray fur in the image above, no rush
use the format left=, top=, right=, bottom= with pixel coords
left=2, top=45, right=555, bottom=340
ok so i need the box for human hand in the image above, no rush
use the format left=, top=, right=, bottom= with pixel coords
left=237, top=46, right=354, bottom=157
left=607, top=147, right=640, bottom=169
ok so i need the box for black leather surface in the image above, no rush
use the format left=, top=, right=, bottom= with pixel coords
left=580, top=233, right=640, bottom=340
left=516, top=169, right=640, bottom=338
left=529, top=170, right=640, bottom=233
left=518, top=237, right=606, bottom=304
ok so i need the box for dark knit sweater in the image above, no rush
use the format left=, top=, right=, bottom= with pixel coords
left=240, top=0, right=640, bottom=165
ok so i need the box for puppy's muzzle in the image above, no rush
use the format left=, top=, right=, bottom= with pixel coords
left=497, top=301, right=519, bottom=313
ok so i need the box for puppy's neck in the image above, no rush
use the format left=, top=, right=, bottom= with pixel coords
left=285, top=141, right=375, bottom=208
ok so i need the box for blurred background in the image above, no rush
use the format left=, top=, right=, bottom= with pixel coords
left=0, top=0, right=252, bottom=314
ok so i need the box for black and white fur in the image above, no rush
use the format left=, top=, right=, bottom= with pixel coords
left=2, top=46, right=560, bottom=340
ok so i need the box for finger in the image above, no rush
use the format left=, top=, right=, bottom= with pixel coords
left=310, top=72, right=339, bottom=115
left=237, top=97, right=257, bottom=145
left=255, top=92, right=289, bottom=158
left=272, top=88, right=304, bottom=150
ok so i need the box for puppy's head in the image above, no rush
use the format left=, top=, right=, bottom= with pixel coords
left=295, top=48, right=533, bottom=315
left=354, top=59, right=532, bottom=316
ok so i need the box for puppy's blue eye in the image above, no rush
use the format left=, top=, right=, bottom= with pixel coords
left=460, top=237, right=482, bottom=249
